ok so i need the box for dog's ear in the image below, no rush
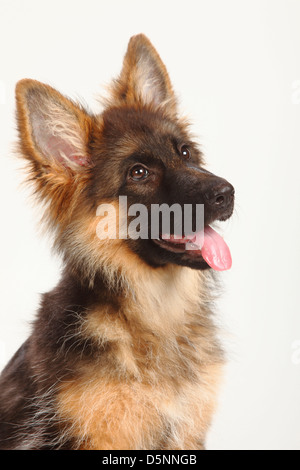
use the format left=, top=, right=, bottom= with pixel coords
left=109, top=34, right=177, bottom=116
left=16, top=79, right=93, bottom=173
left=15, top=80, right=94, bottom=227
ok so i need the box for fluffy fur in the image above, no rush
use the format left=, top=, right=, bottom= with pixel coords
left=0, top=34, right=234, bottom=450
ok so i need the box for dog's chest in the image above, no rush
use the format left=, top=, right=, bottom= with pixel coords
left=57, top=360, right=221, bottom=450
left=57, top=309, right=222, bottom=450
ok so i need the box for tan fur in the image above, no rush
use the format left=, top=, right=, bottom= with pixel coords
left=48, top=168, right=224, bottom=450
left=56, top=213, right=223, bottom=450
left=16, top=79, right=93, bottom=167
left=10, top=34, right=227, bottom=450
left=15, top=79, right=94, bottom=233
left=106, top=34, right=178, bottom=117
left=58, top=365, right=222, bottom=450
left=57, top=263, right=223, bottom=450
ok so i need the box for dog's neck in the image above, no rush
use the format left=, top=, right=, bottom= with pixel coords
left=62, top=260, right=214, bottom=335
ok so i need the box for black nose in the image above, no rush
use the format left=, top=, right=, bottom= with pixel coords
left=204, top=181, right=235, bottom=209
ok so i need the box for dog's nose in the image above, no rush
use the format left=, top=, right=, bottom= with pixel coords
left=204, top=181, right=235, bottom=209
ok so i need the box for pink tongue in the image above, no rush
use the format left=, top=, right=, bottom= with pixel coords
left=161, top=226, right=232, bottom=271
left=200, top=226, right=232, bottom=271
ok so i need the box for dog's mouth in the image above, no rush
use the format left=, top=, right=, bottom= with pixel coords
left=153, top=225, right=232, bottom=271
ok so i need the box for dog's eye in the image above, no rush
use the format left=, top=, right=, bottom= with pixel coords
left=180, top=145, right=191, bottom=160
left=129, top=165, right=150, bottom=181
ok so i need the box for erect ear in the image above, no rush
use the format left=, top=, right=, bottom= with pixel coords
left=16, top=79, right=92, bottom=173
left=109, top=34, right=177, bottom=116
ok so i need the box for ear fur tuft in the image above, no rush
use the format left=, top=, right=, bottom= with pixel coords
left=108, top=34, right=178, bottom=116
left=16, top=79, right=92, bottom=173
left=15, top=79, right=93, bottom=228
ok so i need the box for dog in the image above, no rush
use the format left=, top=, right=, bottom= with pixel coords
left=0, top=34, right=234, bottom=450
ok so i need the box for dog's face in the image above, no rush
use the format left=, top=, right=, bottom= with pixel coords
left=15, top=34, right=234, bottom=277
left=89, top=106, right=234, bottom=271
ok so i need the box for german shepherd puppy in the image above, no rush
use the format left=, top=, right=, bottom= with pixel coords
left=0, top=34, right=234, bottom=450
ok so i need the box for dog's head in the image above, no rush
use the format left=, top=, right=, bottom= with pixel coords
left=15, top=34, right=234, bottom=281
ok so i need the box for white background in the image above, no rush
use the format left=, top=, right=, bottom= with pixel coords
left=0, top=0, right=299, bottom=450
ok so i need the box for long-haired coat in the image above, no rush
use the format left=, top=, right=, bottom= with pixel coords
left=0, top=34, right=234, bottom=450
